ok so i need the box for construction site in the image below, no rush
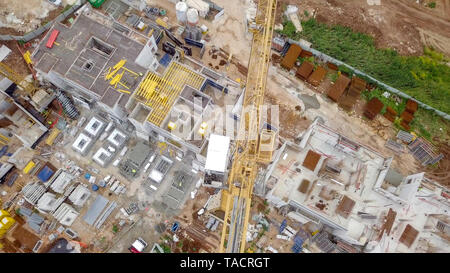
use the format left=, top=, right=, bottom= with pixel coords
left=0, top=0, right=448, bottom=255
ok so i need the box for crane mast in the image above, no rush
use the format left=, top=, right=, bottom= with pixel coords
left=219, top=0, right=277, bottom=253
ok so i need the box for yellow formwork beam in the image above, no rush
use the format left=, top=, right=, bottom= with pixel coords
left=117, top=89, right=131, bottom=94
left=110, top=70, right=124, bottom=88
left=114, top=59, right=127, bottom=70
left=0, top=134, right=10, bottom=142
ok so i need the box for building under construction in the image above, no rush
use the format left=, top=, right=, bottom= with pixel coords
left=32, top=6, right=242, bottom=171
left=263, top=118, right=450, bottom=252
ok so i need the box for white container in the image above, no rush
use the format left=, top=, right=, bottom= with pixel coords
left=107, top=176, right=115, bottom=186
left=190, top=189, right=197, bottom=199
left=276, top=235, right=290, bottom=241
left=195, top=178, right=203, bottom=188
left=149, top=153, right=156, bottom=163
left=104, top=175, right=111, bottom=183
left=114, top=185, right=124, bottom=195
left=200, top=24, right=208, bottom=33
left=176, top=1, right=188, bottom=23
left=110, top=180, right=120, bottom=192
left=186, top=8, right=199, bottom=27
left=99, top=132, right=108, bottom=141
left=105, top=121, right=114, bottom=132
left=89, top=176, right=96, bottom=184
left=113, top=158, right=121, bottom=167
left=120, top=146, right=128, bottom=156
left=144, top=162, right=151, bottom=173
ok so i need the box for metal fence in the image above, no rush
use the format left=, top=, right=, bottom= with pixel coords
left=0, top=0, right=87, bottom=42
left=288, top=38, right=450, bottom=120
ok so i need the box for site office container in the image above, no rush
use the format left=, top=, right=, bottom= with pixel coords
left=307, top=66, right=327, bottom=87
left=280, top=44, right=302, bottom=70
left=327, top=74, right=351, bottom=102
left=295, top=61, right=314, bottom=81
left=88, top=0, right=106, bottom=8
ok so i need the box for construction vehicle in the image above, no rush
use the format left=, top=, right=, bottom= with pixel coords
left=129, top=237, right=148, bottom=253
left=198, top=195, right=214, bottom=216
left=219, top=0, right=277, bottom=253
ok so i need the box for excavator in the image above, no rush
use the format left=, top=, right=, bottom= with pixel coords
left=219, top=0, right=277, bottom=253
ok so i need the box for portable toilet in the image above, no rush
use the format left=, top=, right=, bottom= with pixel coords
left=23, top=160, right=36, bottom=174
left=171, top=222, right=179, bottom=232
left=98, top=180, right=106, bottom=187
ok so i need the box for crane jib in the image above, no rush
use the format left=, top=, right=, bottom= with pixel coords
left=220, top=0, right=277, bottom=253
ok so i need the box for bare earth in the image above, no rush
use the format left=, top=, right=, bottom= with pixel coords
left=278, top=0, right=450, bottom=56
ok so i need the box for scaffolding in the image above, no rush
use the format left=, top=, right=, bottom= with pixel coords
left=134, top=62, right=204, bottom=126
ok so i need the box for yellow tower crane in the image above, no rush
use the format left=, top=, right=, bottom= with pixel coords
left=219, top=0, right=277, bottom=253
left=0, top=62, right=37, bottom=96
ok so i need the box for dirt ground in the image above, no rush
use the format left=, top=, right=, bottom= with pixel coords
left=1, top=40, right=30, bottom=77
left=0, top=0, right=63, bottom=34
left=278, top=0, right=450, bottom=56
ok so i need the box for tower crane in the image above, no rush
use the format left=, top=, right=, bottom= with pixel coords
left=219, top=0, right=277, bottom=253
left=0, top=62, right=37, bottom=96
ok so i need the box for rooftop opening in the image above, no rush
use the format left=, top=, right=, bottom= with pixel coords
left=88, top=37, right=115, bottom=57
left=82, top=60, right=95, bottom=72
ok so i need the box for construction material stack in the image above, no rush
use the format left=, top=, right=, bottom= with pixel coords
left=364, top=97, right=384, bottom=120
left=307, top=66, right=327, bottom=87
left=327, top=74, right=351, bottom=102
left=280, top=44, right=301, bottom=70
left=339, top=76, right=366, bottom=111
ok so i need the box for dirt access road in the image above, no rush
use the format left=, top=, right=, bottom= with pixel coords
left=281, top=0, right=450, bottom=56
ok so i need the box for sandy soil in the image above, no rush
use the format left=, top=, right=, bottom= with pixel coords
left=280, top=0, right=450, bottom=56
left=200, top=0, right=253, bottom=67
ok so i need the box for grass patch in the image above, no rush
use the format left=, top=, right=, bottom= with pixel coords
left=327, top=71, right=338, bottom=83
left=160, top=243, right=171, bottom=253
left=361, top=88, right=406, bottom=115
left=427, top=2, right=436, bottom=8
left=61, top=4, right=74, bottom=14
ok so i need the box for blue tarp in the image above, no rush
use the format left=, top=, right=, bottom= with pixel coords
left=159, top=53, right=172, bottom=67
left=292, top=236, right=304, bottom=253
left=37, top=166, right=54, bottom=182
left=279, top=219, right=287, bottom=234
left=0, top=146, right=8, bottom=157
left=171, top=222, right=179, bottom=232
left=6, top=172, right=18, bottom=187
left=184, top=38, right=204, bottom=48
